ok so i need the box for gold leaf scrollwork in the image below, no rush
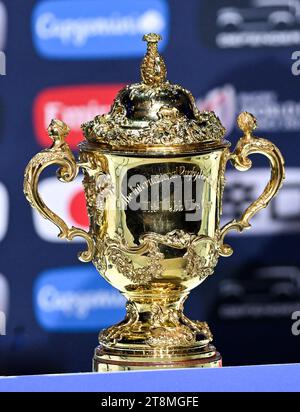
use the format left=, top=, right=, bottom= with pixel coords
left=94, top=234, right=164, bottom=284
left=184, top=236, right=219, bottom=281
left=99, top=301, right=141, bottom=345
left=23, top=119, right=95, bottom=262
left=94, top=229, right=219, bottom=284
left=99, top=299, right=213, bottom=347
left=82, top=99, right=226, bottom=147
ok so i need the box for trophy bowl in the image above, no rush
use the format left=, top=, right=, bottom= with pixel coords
left=24, top=34, right=285, bottom=371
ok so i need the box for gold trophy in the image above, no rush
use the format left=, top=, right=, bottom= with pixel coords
left=24, top=34, right=285, bottom=371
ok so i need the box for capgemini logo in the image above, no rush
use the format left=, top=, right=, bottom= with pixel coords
left=34, top=266, right=125, bottom=331
left=37, top=284, right=124, bottom=320
left=32, top=0, right=169, bottom=59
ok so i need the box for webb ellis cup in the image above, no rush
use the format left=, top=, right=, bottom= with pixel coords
left=24, top=34, right=285, bottom=371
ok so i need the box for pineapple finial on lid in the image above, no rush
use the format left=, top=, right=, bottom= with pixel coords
left=141, top=33, right=167, bottom=87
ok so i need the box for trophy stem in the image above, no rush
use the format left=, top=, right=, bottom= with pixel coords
left=93, top=289, right=222, bottom=372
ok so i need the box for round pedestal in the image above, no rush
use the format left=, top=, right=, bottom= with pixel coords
left=93, top=343, right=222, bottom=372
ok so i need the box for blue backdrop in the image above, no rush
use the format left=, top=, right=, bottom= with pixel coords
left=0, top=0, right=299, bottom=375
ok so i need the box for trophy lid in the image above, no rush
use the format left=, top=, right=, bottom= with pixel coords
left=81, top=33, right=229, bottom=155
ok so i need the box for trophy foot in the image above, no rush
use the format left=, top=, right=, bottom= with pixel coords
left=93, top=343, right=221, bottom=372
left=93, top=295, right=222, bottom=372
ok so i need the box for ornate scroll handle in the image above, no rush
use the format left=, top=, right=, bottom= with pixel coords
left=23, top=119, right=95, bottom=262
left=219, top=112, right=285, bottom=257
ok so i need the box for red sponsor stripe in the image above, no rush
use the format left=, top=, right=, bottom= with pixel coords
left=33, top=84, right=124, bottom=149
left=68, top=188, right=89, bottom=229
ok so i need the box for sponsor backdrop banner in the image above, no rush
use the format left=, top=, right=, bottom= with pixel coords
left=0, top=0, right=300, bottom=374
